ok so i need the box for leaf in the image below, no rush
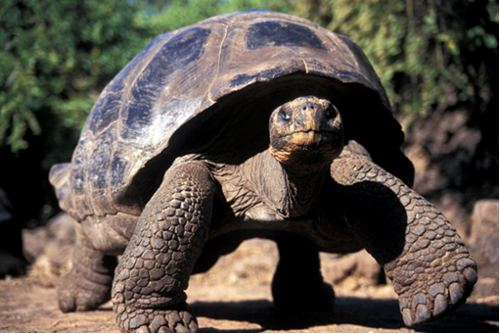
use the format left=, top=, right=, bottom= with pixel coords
left=484, top=33, right=498, bottom=49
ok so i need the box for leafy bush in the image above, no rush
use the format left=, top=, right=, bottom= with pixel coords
left=0, top=0, right=149, bottom=156
left=0, top=0, right=150, bottom=220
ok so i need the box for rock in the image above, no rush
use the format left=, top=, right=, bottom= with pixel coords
left=406, top=144, right=448, bottom=196
left=468, top=199, right=499, bottom=298
left=469, top=200, right=499, bottom=278
left=321, top=250, right=384, bottom=286
left=435, top=191, right=470, bottom=238
left=22, top=212, right=76, bottom=285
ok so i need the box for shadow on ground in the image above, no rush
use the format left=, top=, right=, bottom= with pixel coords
left=192, top=297, right=499, bottom=333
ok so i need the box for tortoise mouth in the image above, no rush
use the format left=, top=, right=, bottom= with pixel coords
left=269, top=129, right=344, bottom=166
left=280, top=130, right=338, bottom=147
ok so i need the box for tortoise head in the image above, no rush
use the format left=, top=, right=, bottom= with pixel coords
left=269, top=96, right=344, bottom=170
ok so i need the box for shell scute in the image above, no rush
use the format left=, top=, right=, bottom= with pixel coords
left=88, top=132, right=117, bottom=217
left=88, top=33, right=166, bottom=136
left=70, top=137, right=94, bottom=220
left=110, top=154, right=129, bottom=191
left=88, top=83, right=123, bottom=135
left=229, top=66, right=290, bottom=88
left=246, top=20, right=325, bottom=50
left=121, top=27, right=211, bottom=140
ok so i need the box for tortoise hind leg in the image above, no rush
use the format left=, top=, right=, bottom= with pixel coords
left=272, top=232, right=335, bottom=312
left=57, top=223, right=117, bottom=312
left=112, top=161, right=215, bottom=333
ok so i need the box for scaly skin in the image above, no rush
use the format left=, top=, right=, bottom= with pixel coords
left=112, top=161, right=215, bottom=332
left=57, top=224, right=117, bottom=312
left=331, top=142, right=477, bottom=326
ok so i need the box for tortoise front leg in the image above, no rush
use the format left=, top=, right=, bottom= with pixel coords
left=330, top=141, right=477, bottom=327
left=112, top=161, right=215, bottom=333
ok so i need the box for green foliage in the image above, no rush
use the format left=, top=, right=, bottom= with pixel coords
left=320, top=0, right=498, bottom=127
left=134, top=0, right=294, bottom=36
left=0, top=0, right=148, bottom=157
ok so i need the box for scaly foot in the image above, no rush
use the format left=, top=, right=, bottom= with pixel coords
left=113, top=301, right=197, bottom=333
left=57, top=268, right=113, bottom=312
left=385, top=201, right=477, bottom=326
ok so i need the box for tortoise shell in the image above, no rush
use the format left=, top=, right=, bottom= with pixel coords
left=50, top=9, right=413, bottom=222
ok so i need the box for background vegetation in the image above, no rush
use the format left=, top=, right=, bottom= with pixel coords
left=0, top=0, right=498, bottom=226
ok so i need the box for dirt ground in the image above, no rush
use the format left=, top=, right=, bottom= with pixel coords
left=0, top=238, right=498, bottom=333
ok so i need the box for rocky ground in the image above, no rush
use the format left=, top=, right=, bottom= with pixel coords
left=0, top=208, right=498, bottom=333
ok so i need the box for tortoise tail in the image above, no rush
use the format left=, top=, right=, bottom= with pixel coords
left=49, top=163, right=74, bottom=216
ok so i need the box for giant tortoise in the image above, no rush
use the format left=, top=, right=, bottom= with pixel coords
left=49, top=9, right=477, bottom=332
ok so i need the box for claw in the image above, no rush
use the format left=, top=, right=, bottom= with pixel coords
left=137, top=325, right=151, bottom=333
left=402, top=308, right=413, bottom=326
left=167, top=311, right=182, bottom=326
left=174, top=324, right=190, bottom=333
left=415, top=304, right=431, bottom=324
left=432, top=294, right=448, bottom=317
left=180, top=311, right=194, bottom=325
left=157, top=326, right=172, bottom=333
left=449, top=282, right=464, bottom=305
left=463, top=266, right=478, bottom=285
left=150, top=315, right=168, bottom=332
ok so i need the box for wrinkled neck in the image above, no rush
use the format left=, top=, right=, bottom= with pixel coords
left=244, top=150, right=329, bottom=218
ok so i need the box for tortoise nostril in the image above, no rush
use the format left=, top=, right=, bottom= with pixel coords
left=303, top=103, right=316, bottom=111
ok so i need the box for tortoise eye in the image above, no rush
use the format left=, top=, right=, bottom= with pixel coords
left=324, top=105, right=337, bottom=119
left=279, top=108, right=291, bottom=122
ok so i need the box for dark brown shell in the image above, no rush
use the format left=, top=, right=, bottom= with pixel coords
left=50, top=9, right=413, bottom=221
